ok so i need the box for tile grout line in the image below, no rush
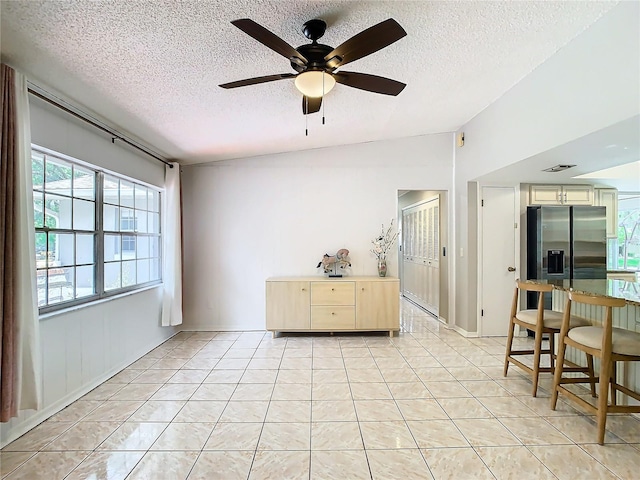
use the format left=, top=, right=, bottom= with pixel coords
left=385, top=332, right=436, bottom=478
left=148, top=332, right=223, bottom=480
left=5, top=316, right=640, bottom=479
left=243, top=331, right=287, bottom=480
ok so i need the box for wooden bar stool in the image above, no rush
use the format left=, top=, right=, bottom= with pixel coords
left=551, top=291, right=640, bottom=445
left=504, top=281, right=591, bottom=396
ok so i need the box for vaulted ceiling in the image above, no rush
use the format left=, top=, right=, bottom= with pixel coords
left=0, top=1, right=619, bottom=164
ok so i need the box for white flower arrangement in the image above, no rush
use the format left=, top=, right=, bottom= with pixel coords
left=370, top=219, right=399, bottom=261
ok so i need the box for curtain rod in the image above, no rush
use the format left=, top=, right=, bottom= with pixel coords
left=27, top=87, right=173, bottom=168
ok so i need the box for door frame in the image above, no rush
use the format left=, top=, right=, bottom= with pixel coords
left=478, top=185, right=520, bottom=336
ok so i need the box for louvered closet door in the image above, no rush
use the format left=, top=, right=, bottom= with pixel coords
left=402, top=198, right=439, bottom=316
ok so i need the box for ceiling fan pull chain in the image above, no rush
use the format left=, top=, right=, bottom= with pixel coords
left=322, top=74, right=326, bottom=125
left=305, top=96, right=309, bottom=136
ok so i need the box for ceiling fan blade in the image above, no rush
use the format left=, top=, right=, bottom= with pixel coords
left=333, top=71, right=406, bottom=96
left=231, top=19, right=308, bottom=65
left=324, top=19, right=406, bottom=67
left=219, top=73, right=296, bottom=89
left=302, top=96, right=322, bottom=115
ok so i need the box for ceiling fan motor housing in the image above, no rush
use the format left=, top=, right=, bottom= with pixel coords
left=291, top=43, right=335, bottom=72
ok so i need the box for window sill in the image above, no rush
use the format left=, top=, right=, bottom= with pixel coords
left=39, top=283, right=163, bottom=321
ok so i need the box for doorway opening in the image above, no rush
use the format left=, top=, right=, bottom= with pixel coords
left=397, top=190, right=448, bottom=323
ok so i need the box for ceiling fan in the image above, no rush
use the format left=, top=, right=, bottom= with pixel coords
left=219, top=18, right=407, bottom=115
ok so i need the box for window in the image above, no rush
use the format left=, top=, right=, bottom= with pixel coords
left=616, top=193, right=640, bottom=270
left=103, top=175, right=161, bottom=291
left=33, top=147, right=162, bottom=311
left=607, top=193, right=640, bottom=271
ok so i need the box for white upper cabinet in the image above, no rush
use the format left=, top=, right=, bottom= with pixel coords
left=529, top=185, right=594, bottom=205
left=563, top=185, right=595, bottom=205
left=529, top=185, right=563, bottom=204
left=595, top=188, right=618, bottom=238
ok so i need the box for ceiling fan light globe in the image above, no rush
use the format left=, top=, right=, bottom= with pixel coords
left=295, top=71, right=335, bottom=98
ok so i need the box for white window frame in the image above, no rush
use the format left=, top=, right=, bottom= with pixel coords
left=33, top=145, right=163, bottom=313
left=611, top=192, right=640, bottom=272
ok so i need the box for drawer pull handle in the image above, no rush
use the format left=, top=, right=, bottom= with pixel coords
left=331, top=312, right=336, bottom=315
left=301, top=288, right=306, bottom=291
left=361, top=288, right=365, bottom=291
left=331, top=288, right=335, bottom=291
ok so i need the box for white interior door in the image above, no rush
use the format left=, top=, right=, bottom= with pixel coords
left=481, top=187, right=517, bottom=336
left=402, top=197, right=439, bottom=316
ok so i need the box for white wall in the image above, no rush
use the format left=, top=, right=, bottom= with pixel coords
left=454, top=2, right=640, bottom=332
left=0, top=97, right=176, bottom=447
left=29, top=97, right=164, bottom=187
left=182, top=134, right=454, bottom=331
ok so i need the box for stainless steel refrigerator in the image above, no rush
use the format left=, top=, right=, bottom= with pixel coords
left=526, top=205, right=607, bottom=308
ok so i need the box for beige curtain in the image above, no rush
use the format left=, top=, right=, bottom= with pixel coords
left=0, top=63, right=41, bottom=422
left=1, top=63, right=18, bottom=421
left=161, top=162, right=183, bottom=326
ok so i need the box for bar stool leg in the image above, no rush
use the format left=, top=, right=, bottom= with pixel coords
left=551, top=331, right=569, bottom=410
left=504, top=318, right=516, bottom=377
left=532, top=324, right=544, bottom=397
left=597, top=355, right=611, bottom=445
left=586, top=354, right=596, bottom=397
left=549, top=332, right=555, bottom=372
left=610, top=362, right=617, bottom=406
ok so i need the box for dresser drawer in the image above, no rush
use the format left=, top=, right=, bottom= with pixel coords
left=311, top=306, right=356, bottom=329
left=311, top=282, right=355, bottom=305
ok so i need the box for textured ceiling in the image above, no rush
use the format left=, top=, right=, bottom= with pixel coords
left=0, top=1, right=618, bottom=164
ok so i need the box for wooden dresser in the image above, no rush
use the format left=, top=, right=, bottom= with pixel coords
left=266, top=276, right=400, bottom=337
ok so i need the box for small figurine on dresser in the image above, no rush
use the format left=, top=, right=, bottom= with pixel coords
left=316, top=249, right=351, bottom=277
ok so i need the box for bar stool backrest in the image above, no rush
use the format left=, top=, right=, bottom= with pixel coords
left=513, top=280, right=554, bottom=323
left=566, top=291, right=627, bottom=352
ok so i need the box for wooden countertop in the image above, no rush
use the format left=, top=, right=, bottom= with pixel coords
left=523, top=278, right=640, bottom=306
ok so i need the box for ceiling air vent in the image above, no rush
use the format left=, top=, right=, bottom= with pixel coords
left=542, top=164, right=576, bottom=173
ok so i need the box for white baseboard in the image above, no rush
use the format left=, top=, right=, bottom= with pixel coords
left=449, top=324, right=479, bottom=337
left=180, top=326, right=266, bottom=332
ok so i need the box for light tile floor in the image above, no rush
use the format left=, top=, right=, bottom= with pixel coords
left=2, top=300, right=640, bottom=479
